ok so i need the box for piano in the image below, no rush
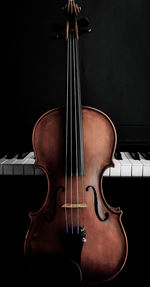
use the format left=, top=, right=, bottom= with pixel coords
left=0, top=151, right=149, bottom=177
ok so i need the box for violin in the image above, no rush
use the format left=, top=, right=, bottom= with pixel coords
left=24, top=1, right=128, bottom=285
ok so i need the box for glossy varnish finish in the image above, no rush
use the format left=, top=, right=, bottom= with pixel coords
left=24, top=106, right=128, bottom=284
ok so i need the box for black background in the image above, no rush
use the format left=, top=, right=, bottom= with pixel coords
left=1, top=0, right=150, bottom=152
left=0, top=1, right=150, bottom=286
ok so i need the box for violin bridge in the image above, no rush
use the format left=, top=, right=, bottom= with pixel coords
left=61, top=203, right=88, bottom=208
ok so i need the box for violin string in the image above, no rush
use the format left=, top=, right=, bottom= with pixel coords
left=81, top=175, right=85, bottom=228
left=75, top=38, right=85, bottom=228
left=70, top=34, right=74, bottom=234
left=65, top=37, right=70, bottom=234
left=73, top=33, right=79, bottom=234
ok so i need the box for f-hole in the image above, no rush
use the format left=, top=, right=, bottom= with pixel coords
left=86, top=185, right=109, bottom=221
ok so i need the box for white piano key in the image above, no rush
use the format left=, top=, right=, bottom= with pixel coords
left=139, top=153, right=150, bottom=177
left=3, top=155, right=18, bottom=175
left=23, top=152, right=35, bottom=175
left=35, top=167, right=44, bottom=176
left=14, top=152, right=34, bottom=175
left=103, top=167, right=110, bottom=177
left=110, top=159, right=121, bottom=177
left=0, top=155, right=8, bottom=175
left=120, top=152, right=132, bottom=177
left=125, top=152, right=143, bottom=177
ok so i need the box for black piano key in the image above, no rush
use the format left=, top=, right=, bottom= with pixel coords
left=140, top=152, right=150, bottom=160
left=114, top=151, right=122, bottom=160
left=17, top=152, right=29, bottom=159
left=22, top=152, right=30, bottom=158
left=129, top=152, right=140, bottom=160
left=6, top=152, right=18, bottom=159
left=145, top=152, right=150, bottom=160
left=0, top=153, right=6, bottom=158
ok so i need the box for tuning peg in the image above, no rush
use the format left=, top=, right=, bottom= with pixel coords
left=78, top=17, right=92, bottom=34
left=78, top=17, right=90, bottom=28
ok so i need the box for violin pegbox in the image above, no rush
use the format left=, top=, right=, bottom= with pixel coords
left=62, top=1, right=81, bottom=17
left=52, top=0, right=92, bottom=40
left=62, top=0, right=81, bottom=40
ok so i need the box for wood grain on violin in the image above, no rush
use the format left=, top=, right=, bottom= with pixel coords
left=24, top=1, right=128, bottom=285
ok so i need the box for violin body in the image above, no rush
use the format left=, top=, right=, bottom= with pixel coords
left=24, top=106, right=128, bottom=284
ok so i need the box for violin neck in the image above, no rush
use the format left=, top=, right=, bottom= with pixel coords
left=65, top=33, right=85, bottom=176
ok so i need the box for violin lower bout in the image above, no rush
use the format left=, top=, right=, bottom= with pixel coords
left=80, top=209, right=127, bottom=284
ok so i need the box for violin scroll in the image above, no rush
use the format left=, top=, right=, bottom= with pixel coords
left=52, top=0, right=91, bottom=40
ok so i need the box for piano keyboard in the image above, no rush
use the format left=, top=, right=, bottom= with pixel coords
left=0, top=151, right=149, bottom=177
